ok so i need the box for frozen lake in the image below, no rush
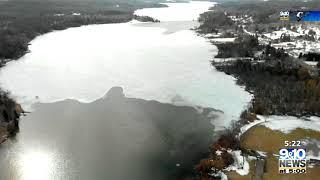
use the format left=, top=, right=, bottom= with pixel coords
left=0, top=2, right=252, bottom=179
left=0, top=1, right=251, bottom=128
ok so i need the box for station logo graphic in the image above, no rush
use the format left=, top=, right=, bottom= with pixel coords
left=279, top=148, right=307, bottom=174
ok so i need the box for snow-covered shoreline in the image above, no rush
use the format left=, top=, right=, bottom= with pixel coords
left=240, top=115, right=320, bottom=135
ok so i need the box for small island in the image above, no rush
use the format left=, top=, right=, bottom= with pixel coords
left=133, top=15, right=160, bottom=23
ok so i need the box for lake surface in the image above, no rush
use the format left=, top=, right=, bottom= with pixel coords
left=0, top=1, right=252, bottom=180
left=0, top=87, right=219, bottom=180
left=0, top=1, right=251, bottom=128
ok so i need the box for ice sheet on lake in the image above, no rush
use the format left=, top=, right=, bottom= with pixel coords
left=0, top=1, right=251, bottom=129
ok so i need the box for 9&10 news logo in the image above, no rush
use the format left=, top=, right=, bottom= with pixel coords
left=278, top=148, right=307, bottom=174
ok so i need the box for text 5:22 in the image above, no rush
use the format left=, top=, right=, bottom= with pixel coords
left=284, top=140, right=301, bottom=147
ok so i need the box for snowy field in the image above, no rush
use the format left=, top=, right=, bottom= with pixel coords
left=261, top=26, right=320, bottom=58
left=257, top=115, right=320, bottom=133
left=240, top=115, right=320, bottom=134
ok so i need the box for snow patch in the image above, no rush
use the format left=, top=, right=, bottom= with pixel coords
left=243, top=26, right=255, bottom=36
left=239, top=118, right=265, bottom=136
left=259, top=25, right=320, bottom=56
left=308, top=155, right=320, bottom=161
left=305, top=61, right=318, bottom=66
left=225, top=150, right=250, bottom=176
left=211, top=38, right=236, bottom=43
left=216, top=150, right=223, bottom=156
left=54, top=14, right=65, bottom=17
left=258, top=115, right=320, bottom=133
left=239, top=115, right=320, bottom=136
left=263, top=28, right=302, bottom=40
left=210, top=171, right=228, bottom=180
left=256, top=150, right=267, bottom=157
left=202, top=33, right=222, bottom=38
left=213, top=57, right=238, bottom=63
